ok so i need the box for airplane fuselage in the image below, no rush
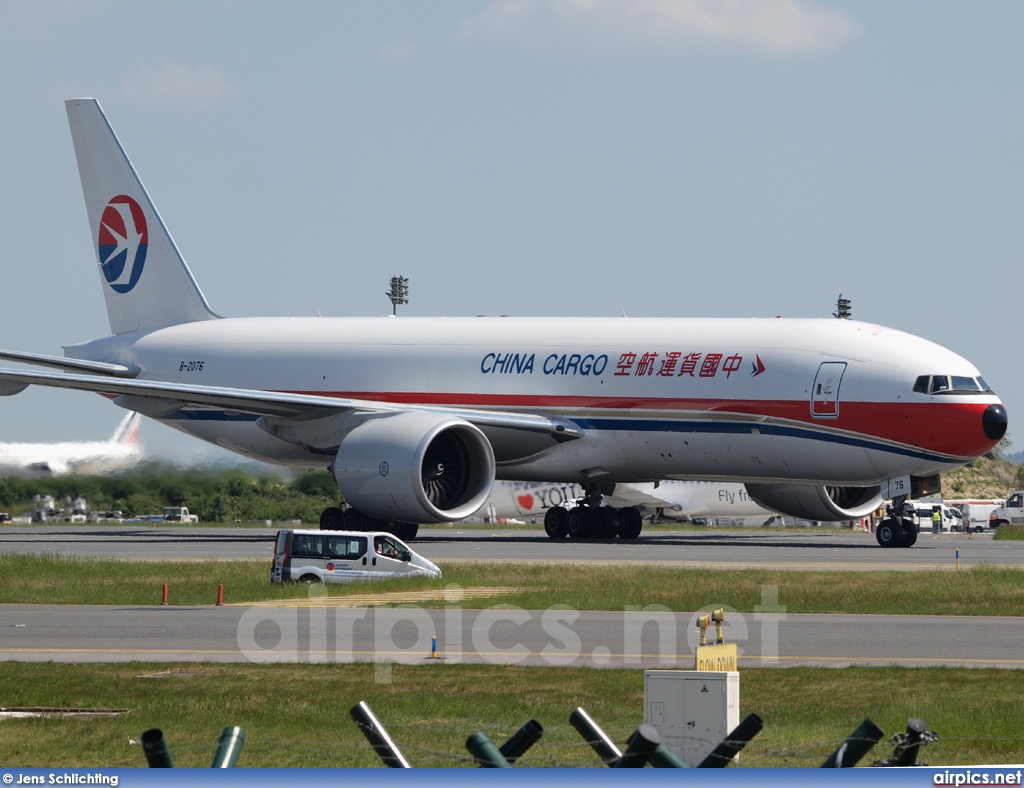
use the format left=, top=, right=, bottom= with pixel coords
left=68, top=315, right=1002, bottom=486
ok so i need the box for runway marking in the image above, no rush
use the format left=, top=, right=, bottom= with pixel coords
left=234, top=586, right=523, bottom=607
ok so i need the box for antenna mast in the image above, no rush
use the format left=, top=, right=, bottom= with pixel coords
left=387, top=275, right=409, bottom=316
left=833, top=292, right=851, bottom=319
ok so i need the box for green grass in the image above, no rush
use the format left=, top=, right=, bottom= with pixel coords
left=994, top=524, right=1024, bottom=541
left=0, top=663, right=1020, bottom=767
left=1, top=554, right=1023, bottom=615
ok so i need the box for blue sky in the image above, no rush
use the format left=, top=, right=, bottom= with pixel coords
left=0, top=1, right=1021, bottom=466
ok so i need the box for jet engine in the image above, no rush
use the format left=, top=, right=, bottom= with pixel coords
left=330, top=411, right=495, bottom=524
left=744, top=483, right=883, bottom=521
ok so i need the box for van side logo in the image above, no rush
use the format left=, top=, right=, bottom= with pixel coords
left=98, top=195, right=148, bottom=293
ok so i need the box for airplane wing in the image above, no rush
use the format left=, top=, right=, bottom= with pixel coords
left=0, top=366, right=579, bottom=443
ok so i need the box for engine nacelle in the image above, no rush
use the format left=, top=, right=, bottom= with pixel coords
left=331, top=411, right=495, bottom=524
left=744, top=483, right=883, bottom=521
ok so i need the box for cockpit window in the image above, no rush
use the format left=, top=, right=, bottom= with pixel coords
left=951, top=376, right=980, bottom=391
left=915, top=374, right=993, bottom=395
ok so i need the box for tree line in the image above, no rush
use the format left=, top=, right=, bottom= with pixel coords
left=0, top=464, right=340, bottom=523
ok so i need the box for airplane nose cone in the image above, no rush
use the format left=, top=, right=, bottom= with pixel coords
left=983, top=403, right=1008, bottom=441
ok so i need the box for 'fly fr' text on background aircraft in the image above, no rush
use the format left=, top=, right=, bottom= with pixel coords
left=0, top=99, right=1008, bottom=547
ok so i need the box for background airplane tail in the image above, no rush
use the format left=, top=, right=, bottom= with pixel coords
left=66, top=98, right=218, bottom=336
left=111, top=411, right=142, bottom=446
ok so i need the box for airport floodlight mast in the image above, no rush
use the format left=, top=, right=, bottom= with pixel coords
left=387, top=275, right=409, bottom=316
left=834, top=292, right=852, bottom=320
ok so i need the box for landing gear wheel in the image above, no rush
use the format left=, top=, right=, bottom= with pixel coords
left=900, top=519, right=918, bottom=547
left=341, top=508, right=365, bottom=531
left=567, top=508, right=592, bottom=538
left=618, top=507, right=643, bottom=540
left=391, top=523, right=418, bottom=541
left=875, top=518, right=902, bottom=547
left=596, top=507, right=620, bottom=539
left=544, top=506, right=569, bottom=538
left=320, top=506, right=343, bottom=530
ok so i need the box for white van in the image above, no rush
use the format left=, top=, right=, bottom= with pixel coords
left=270, top=529, right=441, bottom=584
left=904, top=502, right=963, bottom=533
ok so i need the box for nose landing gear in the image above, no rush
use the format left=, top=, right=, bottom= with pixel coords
left=875, top=496, right=918, bottom=548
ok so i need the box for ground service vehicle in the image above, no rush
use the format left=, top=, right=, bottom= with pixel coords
left=271, top=529, right=441, bottom=584
left=989, top=492, right=1024, bottom=528
left=903, top=501, right=965, bottom=533
left=163, top=507, right=198, bottom=523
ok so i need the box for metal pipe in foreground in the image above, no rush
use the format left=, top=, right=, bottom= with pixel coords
left=613, top=724, right=662, bottom=768
left=498, top=719, right=544, bottom=764
left=140, top=728, right=174, bottom=768
left=350, top=701, right=412, bottom=768
left=211, top=726, right=245, bottom=768
left=466, top=731, right=511, bottom=768
left=569, top=707, right=622, bottom=766
left=698, top=712, right=765, bottom=767
left=821, top=717, right=885, bottom=768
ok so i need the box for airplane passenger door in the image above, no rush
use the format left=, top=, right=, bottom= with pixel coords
left=811, top=362, right=846, bottom=419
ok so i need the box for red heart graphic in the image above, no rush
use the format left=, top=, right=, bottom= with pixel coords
left=517, top=494, right=535, bottom=510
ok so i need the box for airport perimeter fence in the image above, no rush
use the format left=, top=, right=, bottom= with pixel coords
left=136, top=702, right=941, bottom=769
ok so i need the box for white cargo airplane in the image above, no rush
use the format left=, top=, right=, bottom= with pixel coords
left=0, top=99, right=1008, bottom=548
left=478, top=480, right=773, bottom=523
left=0, top=411, right=141, bottom=477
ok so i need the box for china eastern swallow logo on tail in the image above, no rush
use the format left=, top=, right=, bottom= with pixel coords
left=97, top=195, right=148, bottom=293
left=751, top=355, right=766, bottom=377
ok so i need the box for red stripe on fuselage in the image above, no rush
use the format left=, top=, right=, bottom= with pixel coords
left=284, top=390, right=996, bottom=459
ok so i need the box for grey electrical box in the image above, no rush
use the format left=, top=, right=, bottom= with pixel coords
left=643, top=670, right=740, bottom=766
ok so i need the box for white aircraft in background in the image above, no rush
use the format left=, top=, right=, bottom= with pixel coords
left=0, top=99, right=1008, bottom=548
left=0, top=412, right=142, bottom=477
left=478, top=480, right=773, bottom=524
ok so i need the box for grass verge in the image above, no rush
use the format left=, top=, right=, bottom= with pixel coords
left=1, top=554, right=1023, bottom=615
left=0, top=663, right=1020, bottom=767
left=994, top=525, right=1024, bottom=541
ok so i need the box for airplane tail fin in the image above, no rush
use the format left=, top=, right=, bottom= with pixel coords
left=111, top=412, right=142, bottom=446
left=65, top=98, right=219, bottom=336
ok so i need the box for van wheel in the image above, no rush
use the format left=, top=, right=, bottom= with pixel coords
left=297, top=574, right=321, bottom=584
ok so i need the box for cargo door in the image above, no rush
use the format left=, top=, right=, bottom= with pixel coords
left=811, top=362, right=846, bottom=419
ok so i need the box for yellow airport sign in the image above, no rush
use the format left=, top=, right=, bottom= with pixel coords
left=695, top=643, right=738, bottom=672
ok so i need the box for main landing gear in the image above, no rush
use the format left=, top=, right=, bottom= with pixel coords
left=875, top=496, right=918, bottom=548
left=319, top=505, right=419, bottom=542
left=543, top=484, right=644, bottom=541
